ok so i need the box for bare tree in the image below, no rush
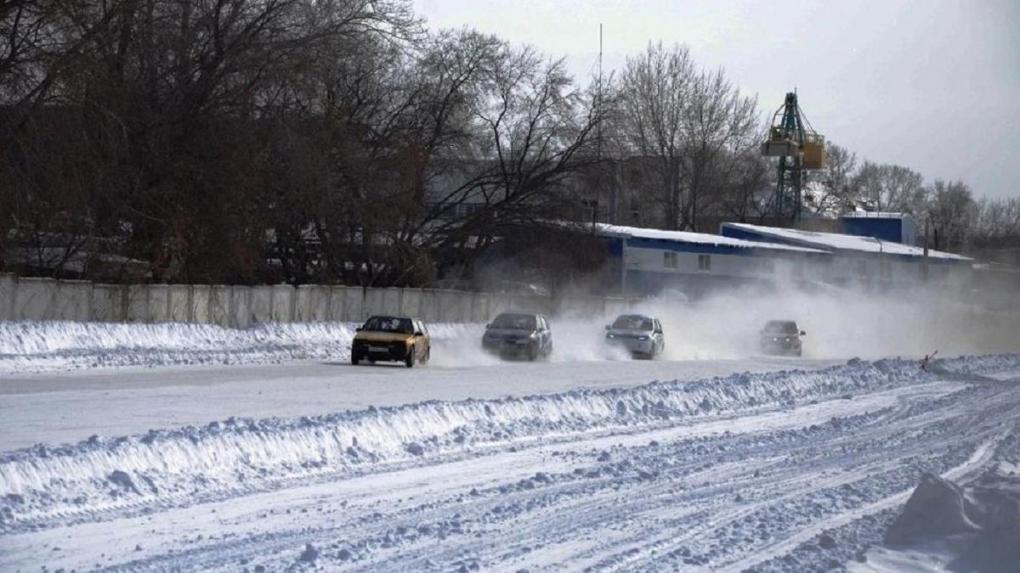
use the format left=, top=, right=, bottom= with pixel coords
left=927, top=179, right=976, bottom=251
left=804, top=142, right=860, bottom=216
left=853, top=161, right=927, bottom=215
left=615, top=42, right=695, bottom=229
left=679, top=67, right=759, bottom=230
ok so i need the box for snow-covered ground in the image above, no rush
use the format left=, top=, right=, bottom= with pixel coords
left=1, top=321, right=1019, bottom=572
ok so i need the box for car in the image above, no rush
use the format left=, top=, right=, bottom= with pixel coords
left=351, top=315, right=430, bottom=368
left=482, top=312, right=553, bottom=360
left=759, top=320, right=805, bottom=357
left=604, top=314, right=665, bottom=359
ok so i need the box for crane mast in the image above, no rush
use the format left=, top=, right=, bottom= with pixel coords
left=761, top=92, right=825, bottom=221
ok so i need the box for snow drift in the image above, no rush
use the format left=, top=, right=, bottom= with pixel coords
left=0, top=321, right=477, bottom=373
left=855, top=469, right=1020, bottom=573
left=3, top=355, right=1018, bottom=532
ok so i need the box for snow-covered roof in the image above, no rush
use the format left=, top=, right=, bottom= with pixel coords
left=721, top=222, right=971, bottom=261
left=593, top=223, right=827, bottom=254
left=841, top=211, right=913, bottom=219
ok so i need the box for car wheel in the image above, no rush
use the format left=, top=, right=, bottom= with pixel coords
left=528, top=343, right=539, bottom=361
left=423, top=347, right=430, bottom=364
left=351, top=352, right=360, bottom=366
left=405, top=346, right=416, bottom=368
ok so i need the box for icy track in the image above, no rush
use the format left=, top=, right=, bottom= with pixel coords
left=2, top=354, right=1020, bottom=572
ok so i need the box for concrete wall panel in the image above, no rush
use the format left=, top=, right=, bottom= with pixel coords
left=209, top=286, right=231, bottom=326
left=471, top=292, right=489, bottom=323
left=401, top=289, right=422, bottom=318
left=232, top=286, right=252, bottom=327
left=344, top=287, right=365, bottom=321
left=168, top=285, right=191, bottom=322
left=295, top=285, right=328, bottom=322
left=419, top=290, right=439, bottom=323
left=327, top=287, right=346, bottom=322
left=126, top=285, right=148, bottom=322
left=250, top=286, right=273, bottom=324
left=15, top=277, right=57, bottom=320
left=0, top=274, right=15, bottom=320
left=91, top=284, right=125, bottom=322
left=148, top=285, right=171, bottom=322
left=191, top=285, right=211, bottom=324
left=57, top=280, right=92, bottom=321
left=383, top=288, right=402, bottom=317
left=271, top=285, right=294, bottom=322
left=362, top=287, right=385, bottom=318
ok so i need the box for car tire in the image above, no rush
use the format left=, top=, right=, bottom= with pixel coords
left=423, top=347, right=430, bottom=364
left=528, top=343, right=539, bottom=361
left=405, top=346, right=416, bottom=368
left=351, top=352, right=360, bottom=366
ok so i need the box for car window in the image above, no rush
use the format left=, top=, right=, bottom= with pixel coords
left=764, top=321, right=798, bottom=335
left=491, top=314, right=537, bottom=330
left=363, top=316, right=414, bottom=334
left=612, top=315, right=652, bottom=330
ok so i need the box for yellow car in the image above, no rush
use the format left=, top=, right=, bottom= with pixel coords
left=351, top=315, right=430, bottom=368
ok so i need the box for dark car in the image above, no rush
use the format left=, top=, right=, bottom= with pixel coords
left=759, top=320, right=805, bottom=357
left=351, top=315, right=430, bottom=368
left=482, top=312, right=553, bottom=360
left=604, top=314, right=665, bottom=359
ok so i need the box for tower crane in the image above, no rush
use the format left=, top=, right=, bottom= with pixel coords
left=761, top=92, right=825, bottom=221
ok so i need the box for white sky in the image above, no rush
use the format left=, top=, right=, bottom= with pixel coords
left=414, top=0, right=1020, bottom=200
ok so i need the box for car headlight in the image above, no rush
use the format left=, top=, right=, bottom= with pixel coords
left=606, top=333, right=615, bottom=339
left=637, top=335, right=648, bottom=341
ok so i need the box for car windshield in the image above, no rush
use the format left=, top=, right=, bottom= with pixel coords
left=491, top=314, right=536, bottom=330
left=362, top=316, right=414, bottom=334
left=764, top=321, right=798, bottom=335
left=612, top=316, right=653, bottom=330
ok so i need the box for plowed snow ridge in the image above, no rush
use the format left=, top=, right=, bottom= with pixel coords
left=3, top=355, right=1018, bottom=532
left=0, top=321, right=476, bottom=373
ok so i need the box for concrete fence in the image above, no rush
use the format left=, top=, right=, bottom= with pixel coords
left=0, top=273, right=635, bottom=326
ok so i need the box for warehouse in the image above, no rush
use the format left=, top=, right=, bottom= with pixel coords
left=590, top=224, right=827, bottom=297
left=719, top=221, right=973, bottom=290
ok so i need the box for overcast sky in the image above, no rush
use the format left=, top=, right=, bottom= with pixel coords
left=414, top=0, right=1019, bottom=200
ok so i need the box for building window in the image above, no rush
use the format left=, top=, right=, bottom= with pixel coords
left=698, top=254, right=711, bottom=271
left=663, top=252, right=678, bottom=269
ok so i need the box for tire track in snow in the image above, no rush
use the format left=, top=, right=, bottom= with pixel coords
left=3, top=357, right=1020, bottom=572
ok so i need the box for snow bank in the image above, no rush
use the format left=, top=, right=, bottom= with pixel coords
left=0, top=321, right=475, bottom=373
left=854, top=466, right=1020, bottom=573
left=3, top=355, right=1019, bottom=531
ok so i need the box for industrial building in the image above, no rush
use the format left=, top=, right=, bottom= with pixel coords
left=588, top=224, right=826, bottom=297
left=577, top=217, right=974, bottom=298
left=720, top=220, right=973, bottom=290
